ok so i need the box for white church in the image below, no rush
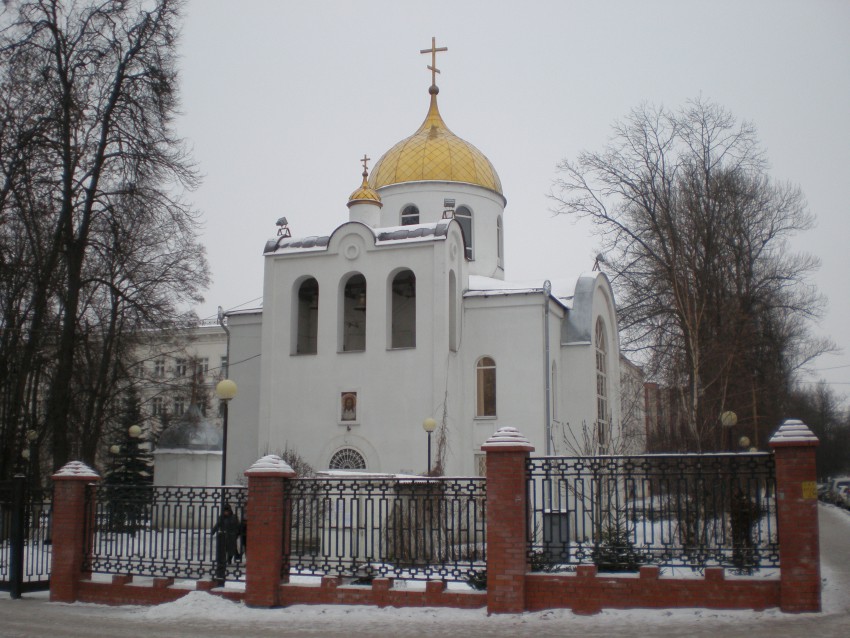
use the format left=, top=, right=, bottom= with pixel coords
left=222, top=42, right=622, bottom=481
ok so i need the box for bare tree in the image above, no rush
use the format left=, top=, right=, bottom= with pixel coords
left=0, top=0, right=208, bottom=478
left=552, top=98, right=832, bottom=450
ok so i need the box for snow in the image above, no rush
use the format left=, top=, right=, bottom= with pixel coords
left=244, top=454, right=294, bottom=475
left=482, top=426, right=533, bottom=448
left=52, top=461, right=99, bottom=479
left=768, top=420, right=819, bottom=444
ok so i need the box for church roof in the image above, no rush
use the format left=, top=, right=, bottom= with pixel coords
left=466, top=275, right=578, bottom=309
left=264, top=222, right=450, bottom=255
left=347, top=164, right=382, bottom=208
left=368, top=88, right=502, bottom=196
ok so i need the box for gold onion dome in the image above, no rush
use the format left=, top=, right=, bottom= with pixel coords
left=368, top=87, right=503, bottom=195
left=347, top=166, right=383, bottom=208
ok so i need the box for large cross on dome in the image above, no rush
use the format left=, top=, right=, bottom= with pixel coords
left=360, top=154, right=370, bottom=173
left=420, top=37, right=448, bottom=87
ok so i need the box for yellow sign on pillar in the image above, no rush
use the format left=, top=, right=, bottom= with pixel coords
left=801, top=481, right=817, bottom=500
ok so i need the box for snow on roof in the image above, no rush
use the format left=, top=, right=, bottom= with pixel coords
left=264, top=222, right=450, bottom=255
left=769, top=419, right=819, bottom=445
left=53, top=460, right=99, bottom=479
left=245, top=454, right=295, bottom=476
left=466, top=275, right=590, bottom=310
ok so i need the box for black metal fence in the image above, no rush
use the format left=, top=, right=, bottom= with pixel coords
left=287, top=476, right=486, bottom=583
left=0, top=476, right=53, bottom=597
left=527, top=454, right=778, bottom=573
left=83, top=484, right=247, bottom=582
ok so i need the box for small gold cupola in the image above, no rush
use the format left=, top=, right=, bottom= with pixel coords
left=347, top=154, right=382, bottom=227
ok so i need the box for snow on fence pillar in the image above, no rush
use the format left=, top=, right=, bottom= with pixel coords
left=769, top=419, right=821, bottom=613
left=50, top=462, right=100, bottom=603
left=483, top=427, right=534, bottom=614
left=244, top=455, right=296, bottom=607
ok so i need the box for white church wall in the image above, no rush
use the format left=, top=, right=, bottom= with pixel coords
left=462, top=295, right=548, bottom=464
left=225, top=310, right=262, bottom=482
left=256, top=223, right=464, bottom=475
left=378, top=182, right=506, bottom=279
left=153, top=450, right=221, bottom=486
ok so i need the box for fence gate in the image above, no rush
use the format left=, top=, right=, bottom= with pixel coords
left=0, top=475, right=53, bottom=598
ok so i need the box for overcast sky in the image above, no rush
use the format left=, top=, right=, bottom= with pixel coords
left=175, top=0, right=850, bottom=401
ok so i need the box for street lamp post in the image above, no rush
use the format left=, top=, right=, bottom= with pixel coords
left=216, top=379, right=238, bottom=486
left=720, top=411, right=738, bottom=451
left=422, top=418, right=437, bottom=476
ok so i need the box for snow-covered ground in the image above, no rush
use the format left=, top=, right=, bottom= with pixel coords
left=2, top=504, right=849, bottom=637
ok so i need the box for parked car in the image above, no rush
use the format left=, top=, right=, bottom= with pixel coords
left=837, top=485, right=850, bottom=509
left=825, top=477, right=850, bottom=506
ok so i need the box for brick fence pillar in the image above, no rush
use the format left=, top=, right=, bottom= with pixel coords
left=482, top=427, right=534, bottom=614
left=244, top=455, right=295, bottom=607
left=50, top=461, right=100, bottom=603
left=769, top=419, right=821, bottom=613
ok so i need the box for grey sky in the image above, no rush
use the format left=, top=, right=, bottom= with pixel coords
left=177, top=0, right=850, bottom=399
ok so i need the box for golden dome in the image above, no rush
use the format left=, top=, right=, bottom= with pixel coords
left=369, top=89, right=502, bottom=195
left=347, top=168, right=383, bottom=208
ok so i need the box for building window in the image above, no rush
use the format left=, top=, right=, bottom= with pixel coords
left=595, top=318, right=609, bottom=449
left=195, top=357, right=209, bottom=378
left=173, top=397, right=185, bottom=417
left=342, top=273, right=366, bottom=352
left=401, top=204, right=419, bottom=226
left=456, top=205, right=473, bottom=260
left=174, top=358, right=187, bottom=377
left=220, top=355, right=228, bottom=376
left=390, top=269, right=416, bottom=348
left=151, top=397, right=164, bottom=416
left=475, top=356, right=496, bottom=417
left=497, top=215, right=504, bottom=267
left=295, top=277, right=319, bottom=354
left=329, top=448, right=366, bottom=470
left=153, top=359, right=165, bottom=378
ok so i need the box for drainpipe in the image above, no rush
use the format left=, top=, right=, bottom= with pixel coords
left=217, top=305, right=231, bottom=377
left=542, top=280, right=552, bottom=455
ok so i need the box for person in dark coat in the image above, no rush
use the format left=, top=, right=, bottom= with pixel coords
left=212, top=504, right=242, bottom=564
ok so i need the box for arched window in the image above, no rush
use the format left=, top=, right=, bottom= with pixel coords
left=401, top=205, right=419, bottom=226
left=497, top=216, right=504, bottom=268
left=295, top=278, right=319, bottom=354
left=476, top=356, right=496, bottom=417
left=329, top=448, right=366, bottom=470
left=595, top=318, right=608, bottom=449
left=456, top=206, right=473, bottom=259
left=342, top=274, right=366, bottom=352
left=390, top=269, right=416, bottom=348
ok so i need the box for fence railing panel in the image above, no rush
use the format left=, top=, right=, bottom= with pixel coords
left=0, top=479, right=53, bottom=594
left=287, top=476, right=486, bottom=583
left=527, top=454, right=778, bottom=573
left=83, top=484, right=247, bottom=582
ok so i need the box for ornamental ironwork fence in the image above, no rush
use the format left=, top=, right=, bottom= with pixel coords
left=527, top=454, right=778, bottom=573
left=287, top=476, right=486, bottom=583
left=0, top=477, right=53, bottom=596
left=83, top=484, right=247, bottom=582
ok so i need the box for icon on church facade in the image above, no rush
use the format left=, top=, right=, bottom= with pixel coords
left=341, top=392, right=357, bottom=422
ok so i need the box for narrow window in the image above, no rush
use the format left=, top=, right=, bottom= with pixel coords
left=476, top=356, right=496, bottom=417
left=401, top=204, right=419, bottom=226
left=448, top=270, right=458, bottom=351
left=296, top=278, right=319, bottom=354
left=151, top=397, right=164, bottom=417
left=456, top=206, right=473, bottom=259
left=153, top=359, right=165, bottom=378
left=173, top=397, right=185, bottom=417
left=174, top=358, right=187, bottom=377
left=220, top=355, right=228, bottom=377
left=329, top=448, right=367, bottom=470
left=390, top=269, right=416, bottom=348
left=595, top=318, right=609, bottom=449
left=497, top=215, right=504, bottom=267
left=342, top=274, right=367, bottom=352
